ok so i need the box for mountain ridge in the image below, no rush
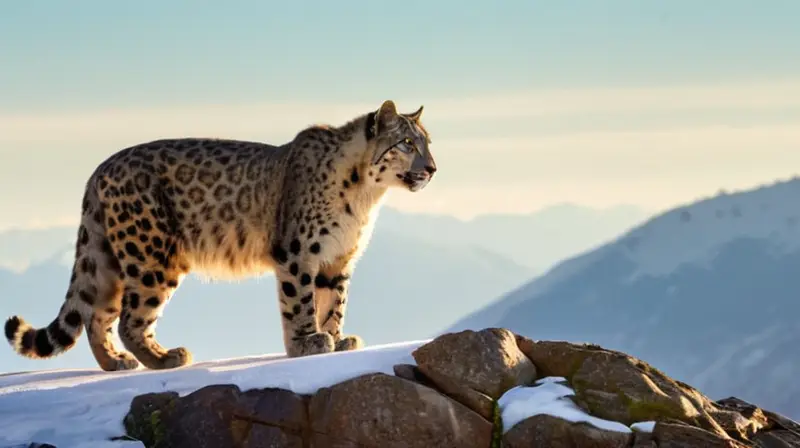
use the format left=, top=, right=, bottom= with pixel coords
left=447, top=176, right=800, bottom=419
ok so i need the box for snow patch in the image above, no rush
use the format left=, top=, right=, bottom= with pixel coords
left=534, top=376, right=568, bottom=385
left=0, top=340, right=427, bottom=448
left=631, top=421, right=656, bottom=432
left=500, top=377, right=661, bottom=436
left=498, top=379, right=632, bottom=434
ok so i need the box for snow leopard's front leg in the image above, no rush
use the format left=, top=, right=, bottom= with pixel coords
left=316, top=256, right=363, bottom=352
left=271, top=242, right=335, bottom=358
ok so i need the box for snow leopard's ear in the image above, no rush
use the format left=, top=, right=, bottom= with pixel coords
left=405, top=105, right=424, bottom=122
left=374, top=100, right=400, bottom=133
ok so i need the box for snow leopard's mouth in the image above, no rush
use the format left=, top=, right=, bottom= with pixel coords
left=401, top=171, right=432, bottom=192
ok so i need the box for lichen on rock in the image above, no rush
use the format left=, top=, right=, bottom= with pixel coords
left=123, top=391, right=178, bottom=447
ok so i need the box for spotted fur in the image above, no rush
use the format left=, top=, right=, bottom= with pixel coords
left=4, top=100, right=437, bottom=370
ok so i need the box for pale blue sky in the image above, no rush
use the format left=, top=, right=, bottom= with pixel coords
left=3, top=0, right=799, bottom=110
left=1, top=1, right=799, bottom=227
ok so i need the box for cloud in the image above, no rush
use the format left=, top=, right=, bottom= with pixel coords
left=1, top=78, right=799, bottom=147
left=430, top=121, right=800, bottom=184
left=440, top=122, right=800, bottom=158
left=391, top=120, right=800, bottom=217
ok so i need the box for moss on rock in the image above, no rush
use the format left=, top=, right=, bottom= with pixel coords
left=123, top=391, right=178, bottom=448
left=490, top=400, right=503, bottom=448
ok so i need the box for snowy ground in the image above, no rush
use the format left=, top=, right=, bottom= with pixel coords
left=1, top=342, right=654, bottom=448
left=0, top=341, right=426, bottom=448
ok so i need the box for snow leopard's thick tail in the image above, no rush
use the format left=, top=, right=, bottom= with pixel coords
left=4, top=185, right=110, bottom=360
left=4, top=301, right=85, bottom=359
left=4, top=238, right=95, bottom=359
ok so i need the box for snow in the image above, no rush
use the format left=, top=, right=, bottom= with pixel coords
left=534, top=376, right=569, bottom=385
left=0, top=340, right=427, bottom=448
left=498, top=380, right=632, bottom=434
left=620, top=178, right=800, bottom=281
left=631, top=421, right=656, bottom=432
left=498, top=377, right=658, bottom=435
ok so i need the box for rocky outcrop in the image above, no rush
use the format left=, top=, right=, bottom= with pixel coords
left=122, top=328, right=800, bottom=448
left=411, top=327, right=537, bottom=400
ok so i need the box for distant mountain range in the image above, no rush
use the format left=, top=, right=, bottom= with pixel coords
left=0, top=203, right=649, bottom=274
left=0, top=203, right=644, bottom=373
left=449, top=177, right=800, bottom=420
left=378, top=204, right=648, bottom=272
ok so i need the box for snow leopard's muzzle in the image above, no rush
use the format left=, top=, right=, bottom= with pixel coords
left=402, top=159, right=436, bottom=192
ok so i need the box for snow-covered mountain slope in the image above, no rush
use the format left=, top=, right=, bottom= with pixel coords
left=447, top=177, right=800, bottom=419
left=621, top=177, right=800, bottom=281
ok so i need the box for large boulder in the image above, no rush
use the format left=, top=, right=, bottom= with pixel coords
left=309, top=372, right=493, bottom=447
left=651, top=422, right=749, bottom=448
left=503, top=414, right=633, bottom=448
left=515, top=336, right=727, bottom=433
left=124, top=385, right=307, bottom=448
left=412, top=328, right=537, bottom=399
left=392, top=362, right=496, bottom=420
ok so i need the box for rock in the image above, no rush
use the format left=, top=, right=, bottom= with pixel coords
left=715, top=397, right=771, bottom=426
left=392, top=363, right=433, bottom=386
left=715, top=396, right=800, bottom=447
left=515, top=334, right=600, bottom=378
left=767, top=413, right=800, bottom=436
left=712, top=407, right=768, bottom=441
left=752, top=430, right=800, bottom=447
left=123, top=385, right=308, bottom=448
left=124, top=390, right=180, bottom=447
left=631, top=432, right=658, bottom=447
left=417, top=365, right=496, bottom=421
left=308, top=372, right=493, bottom=448
left=717, top=396, right=800, bottom=433
left=234, top=387, right=309, bottom=448
left=412, top=328, right=537, bottom=399
left=516, top=337, right=726, bottom=436
left=652, top=421, right=750, bottom=448
left=393, top=362, right=495, bottom=420
left=513, top=338, right=800, bottom=447
left=165, top=385, right=251, bottom=448
left=127, top=385, right=247, bottom=448
left=503, top=414, right=633, bottom=448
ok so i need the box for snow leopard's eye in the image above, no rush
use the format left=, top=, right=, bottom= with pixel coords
left=398, top=138, right=416, bottom=153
